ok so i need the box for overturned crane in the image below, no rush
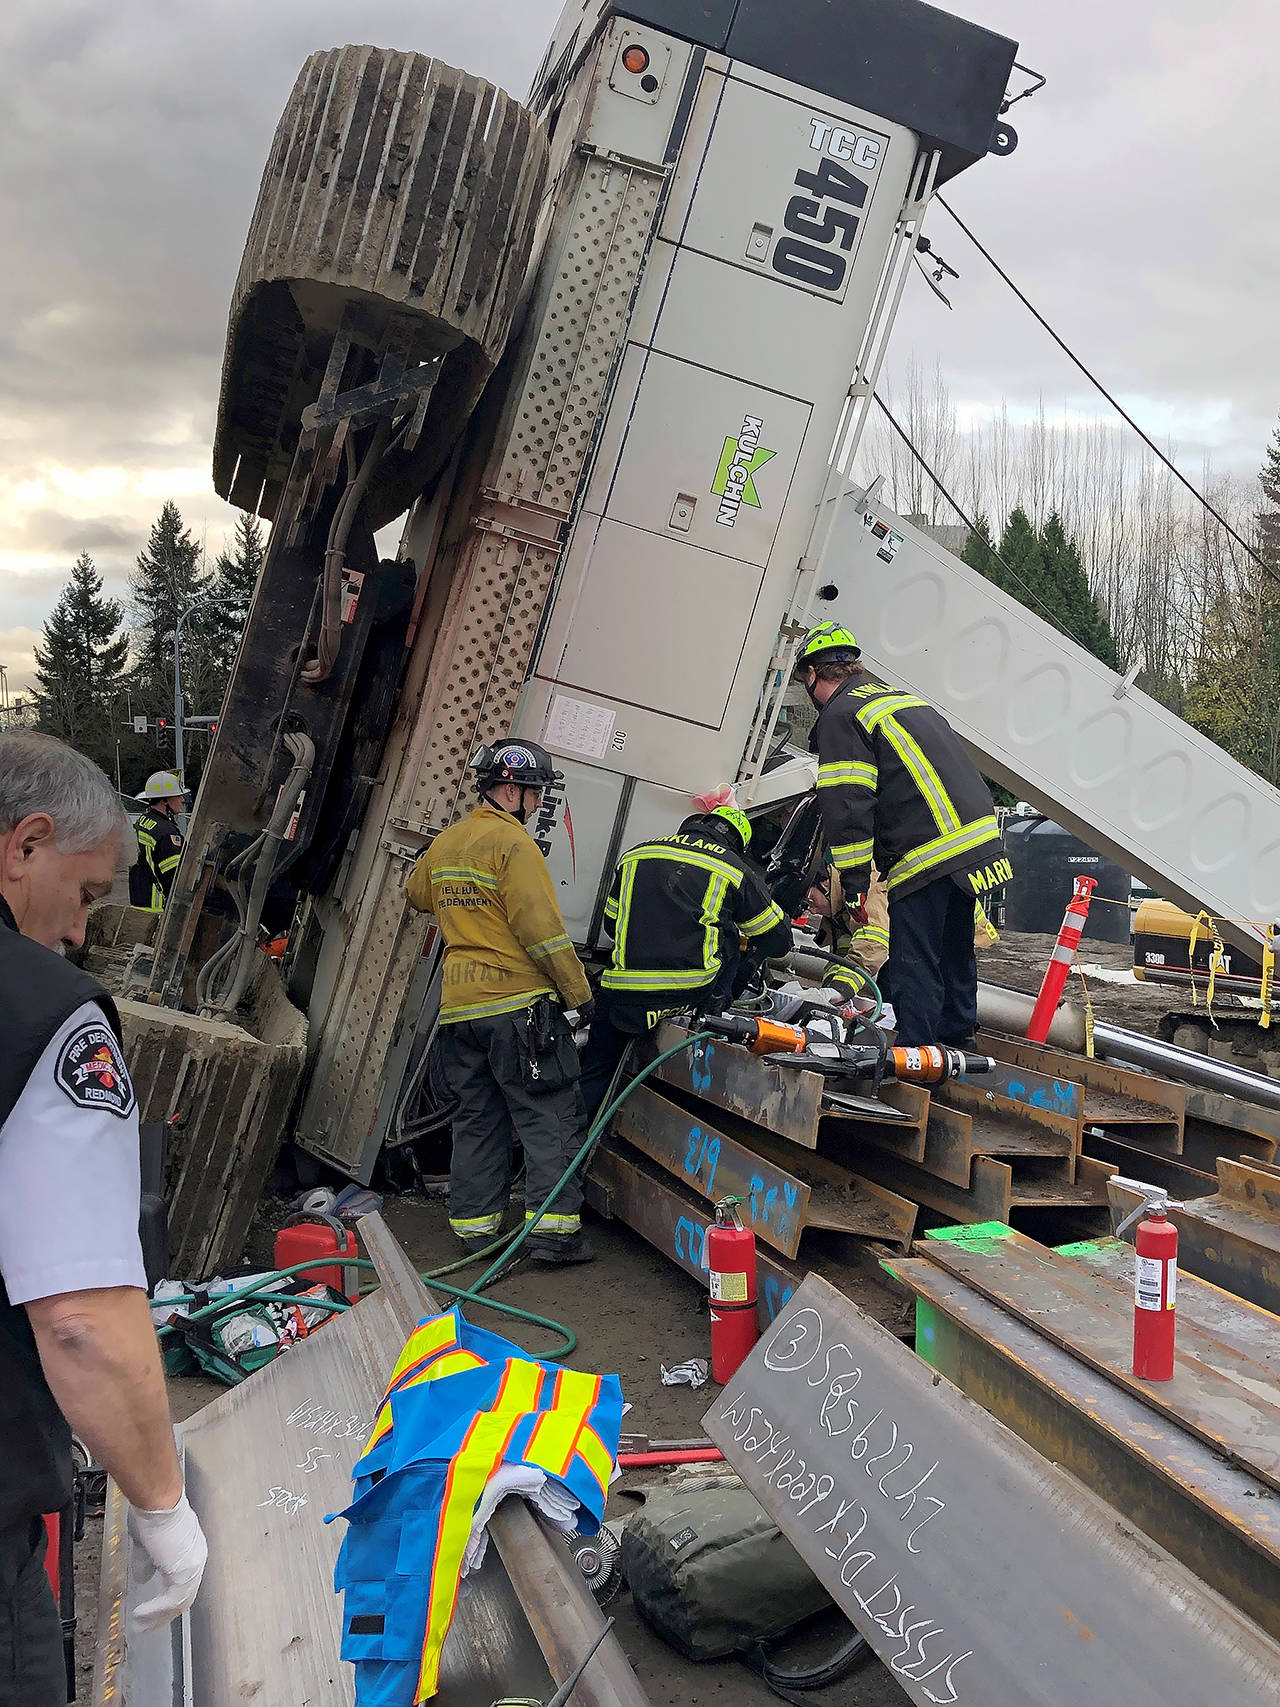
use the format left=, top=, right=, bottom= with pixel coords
left=146, top=0, right=1279, bottom=1207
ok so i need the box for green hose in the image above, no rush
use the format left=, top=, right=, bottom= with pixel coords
left=160, top=1029, right=714, bottom=1364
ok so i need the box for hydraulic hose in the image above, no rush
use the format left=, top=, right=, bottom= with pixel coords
left=196, top=731, right=314, bottom=1016
left=157, top=1029, right=716, bottom=1364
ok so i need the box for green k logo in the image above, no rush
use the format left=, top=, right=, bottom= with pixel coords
left=711, top=423, right=776, bottom=512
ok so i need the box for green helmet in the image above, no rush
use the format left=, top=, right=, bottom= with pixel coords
left=798, top=622, right=860, bottom=668
left=710, top=805, right=752, bottom=850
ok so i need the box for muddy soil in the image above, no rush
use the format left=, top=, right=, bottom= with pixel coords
left=981, top=928, right=1172, bottom=1036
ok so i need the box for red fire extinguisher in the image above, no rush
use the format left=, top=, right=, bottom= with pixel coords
left=707, top=1197, right=758, bottom=1384
left=1114, top=1178, right=1177, bottom=1381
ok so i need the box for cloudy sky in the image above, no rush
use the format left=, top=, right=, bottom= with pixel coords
left=1, top=0, right=1275, bottom=697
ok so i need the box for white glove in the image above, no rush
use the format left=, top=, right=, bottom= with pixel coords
left=128, top=1492, right=208, bottom=1632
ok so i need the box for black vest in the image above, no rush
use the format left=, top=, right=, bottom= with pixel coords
left=0, top=896, right=123, bottom=1527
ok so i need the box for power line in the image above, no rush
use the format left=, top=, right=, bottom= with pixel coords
left=936, top=193, right=1273, bottom=584
left=871, top=391, right=1092, bottom=649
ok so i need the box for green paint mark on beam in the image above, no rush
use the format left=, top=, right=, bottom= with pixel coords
left=1055, top=1237, right=1120, bottom=1260
left=924, top=1220, right=1012, bottom=1253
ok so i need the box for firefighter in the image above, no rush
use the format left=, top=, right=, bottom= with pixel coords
left=129, top=770, right=186, bottom=912
left=406, top=740, right=595, bottom=1263
left=797, top=623, right=1009, bottom=1048
left=806, top=860, right=890, bottom=1000
left=579, top=806, right=793, bottom=1118
left=0, top=733, right=206, bottom=1704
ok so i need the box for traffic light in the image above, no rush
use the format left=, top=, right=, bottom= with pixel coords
left=156, top=718, right=167, bottom=729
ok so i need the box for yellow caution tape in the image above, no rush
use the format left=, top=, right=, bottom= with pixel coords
left=1076, top=965, right=1096, bottom=1059
left=1206, top=930, right=1225, bottom=1023
left=1262, top=925, right=1277, bottom=1031
left=1186, top=910, right=1213, bottom=1008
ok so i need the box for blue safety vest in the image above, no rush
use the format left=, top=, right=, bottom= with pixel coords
left=332, top=1310, right=622, bottom=1705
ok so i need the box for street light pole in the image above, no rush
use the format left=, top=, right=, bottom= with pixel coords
left=173, top=600, right=211, bottom=788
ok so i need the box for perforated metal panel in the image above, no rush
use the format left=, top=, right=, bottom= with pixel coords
left=401, top=155, right=665, bottom=832
left=298, top=151, right=668, bottom=1170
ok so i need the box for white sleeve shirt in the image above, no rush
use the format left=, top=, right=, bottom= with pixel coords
left=0, top=1000, right=147, bottom=1305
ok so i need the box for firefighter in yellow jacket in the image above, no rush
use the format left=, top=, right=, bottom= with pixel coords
left=406, top=740, right=595, bottom=1264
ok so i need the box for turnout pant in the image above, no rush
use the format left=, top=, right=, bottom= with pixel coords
left=436, top=1008, right=587, bottom=1240
left=0, top=1519, right=63, bottom=1707
left=886, top=875, right=978, bottom=1049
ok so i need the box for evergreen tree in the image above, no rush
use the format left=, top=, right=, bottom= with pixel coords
left=1039, top=511, right=1119, bottom=668
left=208, top=511, right=266, bottom=693
left=129, top=500, right=209, bottom=710
left=1259, top=418, right=1280, bottom=568
left=960, top=515, right=1000, bottom=583
left=34, top=551, right=130, bottom=769
left=993, top=508, right=1048, bottom=609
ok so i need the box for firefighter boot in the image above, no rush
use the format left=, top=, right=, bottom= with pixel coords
left=527, top=1233, right=596, bottom=1265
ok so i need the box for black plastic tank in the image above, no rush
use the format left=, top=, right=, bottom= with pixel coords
left=1000, top=814, right=1131, bottom=944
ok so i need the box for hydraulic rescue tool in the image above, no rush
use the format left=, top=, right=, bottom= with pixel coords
left=696, top=1015, right=994, bottom=1086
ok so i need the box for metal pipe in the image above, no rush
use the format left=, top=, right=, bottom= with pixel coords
left=975, top=981, right=1280, bottom=1114
left=1091, top=1021, right=1280, bottom=1113
left=977, top=981, right=1087, bottom=1050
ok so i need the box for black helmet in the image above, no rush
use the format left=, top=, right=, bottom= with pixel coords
left=470, top=739, right=563, bottom=794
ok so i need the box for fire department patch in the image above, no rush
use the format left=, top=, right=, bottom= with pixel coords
left=55, top=1022, right=135, bottom=1119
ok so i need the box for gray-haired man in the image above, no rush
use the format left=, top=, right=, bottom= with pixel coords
left=0, top=733, right=206, bottom=1703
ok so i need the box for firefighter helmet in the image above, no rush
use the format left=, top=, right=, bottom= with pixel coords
left=709, top=805, right=752, bottom=851
left=137, top=770, right=186, bottom=803
left=797, top=622, right=861, bottom=669
left=470, top=740, right=563, bottom=794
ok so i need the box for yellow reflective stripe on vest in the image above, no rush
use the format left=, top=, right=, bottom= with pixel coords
left=817, top=760, right=877, bottom=790
left=526, top=932, right=572, bottom=961
left=739, top=900, right=786, bottom=936
left=620, top=845, right=745, bottom=885
left=430, top=865, right=500, bottom=888
left=830, top=838, right=873, bottom=869
left=702, top=873, right=729, bottom=975
left=524, top=1210, right=581, bottom=1233
left=612, top=862, right=640, bottom=972
left=365, top=1349, right=487, bottom=1454
left=602, top=964, right=718, bottom=992
left=861, top=702, right=959, bottom=836
left=524, top=1370, right=609, bottom=1499
left=379, top=1315, right=461, bottom=1402
left=438, top=987, right=554, bottom=1024
left=158, top=853, right=182, bottom=875
left=885, top=816, right=1001, bottom=894
left=852, top=924, right=890, bottom=949
left=418, top=1359, right=546, bottom=1700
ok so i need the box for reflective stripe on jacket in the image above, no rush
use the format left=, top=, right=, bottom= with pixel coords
left=129, top=810, right=183, bottom=912
left=406, top=804, right=590, bottom=1023
left=812, top=677, right=1006, bottom=902
left=819, top=865, right=890, bottom=978
left=601, top=821, right=791, bottom=1000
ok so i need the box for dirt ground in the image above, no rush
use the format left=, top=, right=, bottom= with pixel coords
left=980, top=927, right=1173, bottom=1036
left=73, top=1196, right=910, bottom=1705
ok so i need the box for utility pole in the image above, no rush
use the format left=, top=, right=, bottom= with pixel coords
left=173, top=600, right=211, bottom=788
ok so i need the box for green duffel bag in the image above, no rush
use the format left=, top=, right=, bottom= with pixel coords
left=620, top=1485, right=834, bottom=1662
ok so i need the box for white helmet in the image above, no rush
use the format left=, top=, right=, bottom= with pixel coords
left=137, top=771, right=185, bottom=803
